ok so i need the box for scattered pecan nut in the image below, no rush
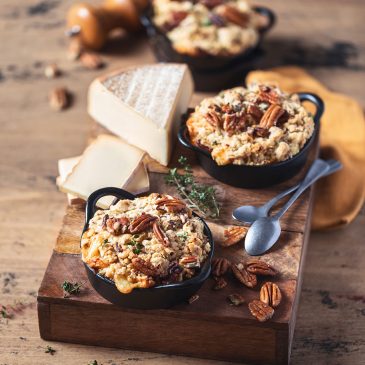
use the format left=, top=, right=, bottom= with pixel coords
left=227, top=293, right=245, bottom=306
left=212, top=276, right=227, bottom=290
left=129, top=213, right=157, bottom=234
left=188, top=294, right=199, bottom=304
left=80, top=52, right=104, bottom=69
left=131, top=257, right=158, bottom=277
left=156, top=197, right=186, bottom=213
left=232, top=263, right=257, bottom=288
left=248, top=299, right=274, bottom=322
left=219, top=5, right=249, bottom=27
left=153, top=221, right=170, bottom=246
left=259, top=104, right=285, bottom=129
left=49, top=87, right=69, bottom=111
left=222, top=226, right=248, bottom=247
left=212, top=257, right=231, bottom=276
left=246, top=260, right=277, bottom=276
left=260, top=282, right=282, bottom=308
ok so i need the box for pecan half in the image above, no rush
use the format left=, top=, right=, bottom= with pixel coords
left=49, top=87, right=69, bottom=111
left=153, top=221, right=170, bottom=247
left=232, top=263, right=257, bottom=288
left=260, top=282, right=282, bottom=308
left=220, top=5, right=249, bottom=27
left=222, top=226, right=248, bottom=247
left=212, top=257, right=231, bottom=276
left=180, top=255, right=200, bottom=268
left=247, top=104, right=263, bottom=122
left=246, top=260, right=277, bottom=276
left=227, top=293, right=245, bottom=306
left=131, top=257, right=158, bottom=277
left=205, top=111, right=222, bottom=129
left=212, top=276, right=227, bottom=290
left=200, top=0, right=225, bottom=9
left=257, top=85, right=280, bottom=104
left=156, top=197, right=186, bottom=213
left=129, top=213, right=157, bottom=234
left=163, top=10, right=188, bottom=31
left=249, top=300, right=274, bottom=322
left=259, top=104, right=285, bottom=129
left=223, top=113, right=246, bottom=136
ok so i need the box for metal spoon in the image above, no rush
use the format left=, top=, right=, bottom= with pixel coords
left=232, top=159, right=341, bottom=224
left=245, top=159, right=342, bottom=256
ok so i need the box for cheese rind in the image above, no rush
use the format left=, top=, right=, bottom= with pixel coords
left=58, top=135, right=146, bottom=208
left=88, top=64, right=193, bottom=166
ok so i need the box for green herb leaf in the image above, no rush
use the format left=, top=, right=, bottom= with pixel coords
left=165, top=156, right=220, bottom=218
left=45, top=345, right=56, bottom=355
left=61, top=281, right=83, bottom=297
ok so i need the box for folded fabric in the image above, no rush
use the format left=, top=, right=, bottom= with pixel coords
left=246, top=67, right=365, bottom=230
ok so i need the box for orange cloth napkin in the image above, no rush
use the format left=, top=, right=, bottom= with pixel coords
left=246, top=67, right=365, bottom=230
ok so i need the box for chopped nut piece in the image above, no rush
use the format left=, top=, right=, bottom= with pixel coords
left=222, top=226, right=248, bottom=247
left=49, top=87, right=69, bottom=111
left=248, top=299, right=274, bottom=322
left=131, top=257, right=157, bottom=277
left=44, top=63, right=61, bottom=79
left=260, top=282, right=282, bottom=308
left=247, top=104, right=263, bottom=122
left=212, top=276, right=227, bottom=290
left=246, top=260, right=277, bottom=276
left=205, top=111, right=222, bottom=129
left=227, top=293, right=245, bottom=306
left=67, top=38, right=83, bottom=60
left=188, top=294, right=199, bottom=304
left=180, top=255, right=200, bottom=268
left=80, top=52, right=104, bottom=70
left=212, top=257, right=231, bottom=276
left=232, top=263, right=257, bottom=288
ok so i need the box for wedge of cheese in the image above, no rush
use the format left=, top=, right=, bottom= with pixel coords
left=58, top=135, right=148, bottom=208
left=88, top=63, right=194, bottom=166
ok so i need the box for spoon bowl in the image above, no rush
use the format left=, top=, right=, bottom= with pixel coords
left=245, top=217, right=281, bottom=255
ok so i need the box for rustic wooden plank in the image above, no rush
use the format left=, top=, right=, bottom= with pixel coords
left=1, top=0, right=365, bottom=364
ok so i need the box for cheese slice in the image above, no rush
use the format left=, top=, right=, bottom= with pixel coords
left=58, top=135, right=146, bottom=208
left=88, top=63, right=194, bottom=166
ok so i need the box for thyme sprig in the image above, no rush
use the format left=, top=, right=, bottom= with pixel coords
left=61, top=281, right=83, bottom=298
left=45, top=346, right=56, bottom=355
left=165, top=156, right=220, bottom=219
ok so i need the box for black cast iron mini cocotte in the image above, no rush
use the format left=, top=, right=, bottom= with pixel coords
left=140, top=4, right=276, bottom=92
left=81, top=187, right=214, bottom=309
left=178, top=93, right=324, bottom=188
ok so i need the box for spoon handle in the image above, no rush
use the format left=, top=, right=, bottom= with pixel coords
left=273, top=159, right=330, bottom=220
left=264, top=159, right=341, bottom=212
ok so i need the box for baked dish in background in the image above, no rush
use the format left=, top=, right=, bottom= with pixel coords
left=152, top=0, right=264, bottom=57
left=186, top=83, right=315, bottom=166
left=81, top=193, right=211, bottom=294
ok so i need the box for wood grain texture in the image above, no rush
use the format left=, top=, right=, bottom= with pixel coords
left=0, top=0, right=365, bottom=364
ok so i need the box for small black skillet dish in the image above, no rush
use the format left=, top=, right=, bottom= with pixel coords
left=140, top=4, right=275, bottom=92
left=81, top=187, right=214, bottom=309
left=178, top=93, right=324, bottom=189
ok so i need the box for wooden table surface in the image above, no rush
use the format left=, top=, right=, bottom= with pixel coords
left=0, top=0, right=364, bottom=364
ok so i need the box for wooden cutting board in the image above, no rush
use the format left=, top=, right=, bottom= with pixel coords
left=37, top=132, right=317, bottom=365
